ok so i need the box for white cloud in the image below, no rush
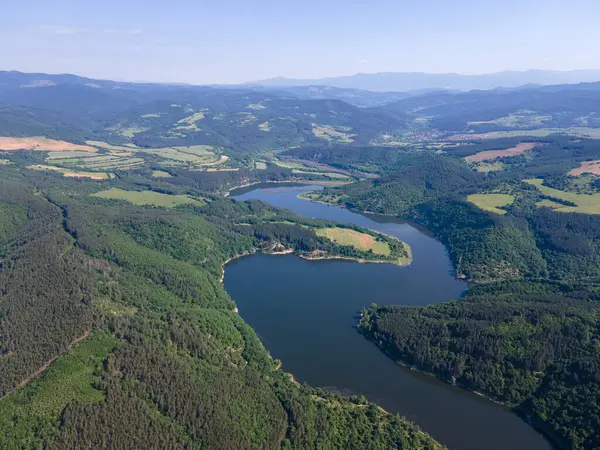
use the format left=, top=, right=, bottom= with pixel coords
left=39, top=25, right=79, bottom=35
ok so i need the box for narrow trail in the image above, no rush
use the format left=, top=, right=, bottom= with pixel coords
left=1, top=331, right=90, bottom=400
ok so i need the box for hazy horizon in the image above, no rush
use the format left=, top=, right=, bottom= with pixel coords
left=2, top=0, right=600, bottom=84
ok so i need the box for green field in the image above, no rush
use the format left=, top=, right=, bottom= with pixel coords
left=481, top=127, right=600, bottom=140
left=467, top=193, right=515, bottom=215
left=91, top=188, right=203, bottom=207
left=50, top=155, right=145, bottom=171
left=140, top=146, right=222, bottom=165
left=468, top=111, right=551, bottom=128
left=312, top=124, right=356, bottom=143
left=291, top=169, right=351, bottom=179
left=255, top=161, right=267, bottom=170
left=536, top=198, right=568, bottom=209
left=525, top=178, right=600, bottom=214
left=474, top=161, right=505, bottom=173
left=151, top=170, right=172, bottom=178
left=85, top=141, right=134, bottom=152
left=46, top=150, right=100, bottom=160
left=274, top=160, right=310, bottom=170
left=175, top=112, right=206, bottom=131
left=315, top=227, right=391, bottom=256
left=119, top=127, right=148, bottom=138
left=0, top=159, right=12, bottom=165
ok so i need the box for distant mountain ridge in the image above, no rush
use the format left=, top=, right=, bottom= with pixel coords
left=249, top=69, right=600, bottom=92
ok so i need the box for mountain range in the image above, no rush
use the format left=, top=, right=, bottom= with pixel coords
left=248, top=69, right=600, bottom=92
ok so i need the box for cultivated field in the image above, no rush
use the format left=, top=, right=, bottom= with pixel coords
left=0, top=137, right=96, bottom=152
left=525, top=178, right=600, bottom=214
left=468, top=111, right=551, bottom=128
left=91, top=188, right=202, bottom=207
left=85, top=141, right=135, bottom=151
left=465, top=142, right=541, bottom=162
left=467, top=193, right=515, bottom=215
left=140, top=146, right=223, bottom=165
left=27, top=165, right=112, bottom=180
left=50, top=155, right=145, bottom=171
left=451, top=127, right=600, bottom=141
left=46, top=151, right=100, bottom=160
left=315, top=227, right=391, bottom=256
left=569, top=160, right=600, bottom=176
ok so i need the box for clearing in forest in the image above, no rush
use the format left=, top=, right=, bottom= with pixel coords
left=175, top=112, right=206, bottom=131
left=91, top=188, right=202, bottom=207
left=473, top=161, right=505, bottom=172
left=151, top=170, right=172, bottom=178
left=0, top=137, right=97, bottom=152
left=467, top=193, right=515, bottom=215
left=0, top=333, right=115, bottom=427
left=525, top=178, right=600, bottom=214
left=315, top=228, right=391, bottom=256
left=569, top=160, right=600, bottom=176
left=465, top=142, right=541, bottom=162
left=312, top=124, right=356, bottom=143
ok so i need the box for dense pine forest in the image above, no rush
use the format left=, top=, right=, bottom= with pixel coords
left=0, top=164, right=440, bottom=449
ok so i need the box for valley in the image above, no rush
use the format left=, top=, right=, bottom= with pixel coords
left=1, top=69, right=600, bottom=449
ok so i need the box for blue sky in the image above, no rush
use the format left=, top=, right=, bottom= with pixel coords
left=2, top=0, right=599, bottom=84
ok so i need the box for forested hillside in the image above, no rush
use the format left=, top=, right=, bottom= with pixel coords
left=0, top=163, right=440, bottom=449
left=0, top=71, right=403, bottom=151
left=304, top=139, right=600, bottom=448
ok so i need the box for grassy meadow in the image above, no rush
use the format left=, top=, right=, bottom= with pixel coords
left=315, top=227, right=391, bottom=256
left=467, top=193, right=515, bottom=215
left=525, top=178, right=600, bottom=214
left=91, top=188, right=203, bottom=207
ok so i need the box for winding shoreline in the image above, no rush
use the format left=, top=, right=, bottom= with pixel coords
left=356, top=323, right=561, bottom=450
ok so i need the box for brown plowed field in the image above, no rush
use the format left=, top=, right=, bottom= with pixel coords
left=0, top=137, right=97, bottom=152
left=569, top=160, right=600, bottom=176
left=465, top=142, right=541, bottom=162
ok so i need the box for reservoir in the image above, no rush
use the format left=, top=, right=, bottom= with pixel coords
left=225, top=183, right=552, bottom=450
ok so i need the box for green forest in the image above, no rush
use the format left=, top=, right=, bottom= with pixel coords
left=305, top=141, right=600, bottom=449
left=0, top=164, right=440, bottom=449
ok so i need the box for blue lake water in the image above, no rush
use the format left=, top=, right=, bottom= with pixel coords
left=224, top=184, right=553, bottom=450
